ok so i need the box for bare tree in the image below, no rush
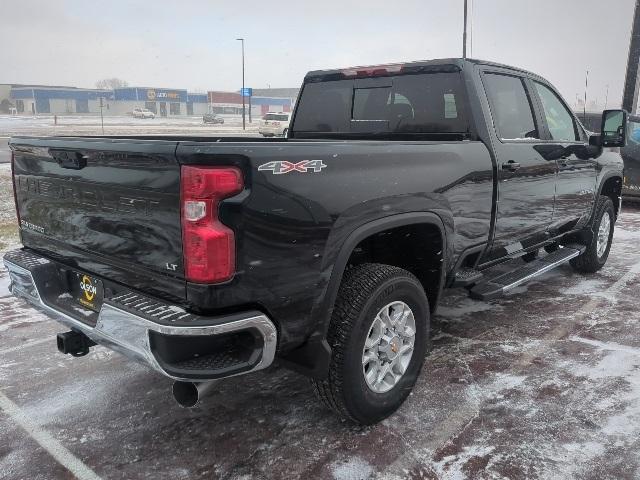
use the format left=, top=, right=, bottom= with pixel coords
left=95, top=78, right=129, bottom=90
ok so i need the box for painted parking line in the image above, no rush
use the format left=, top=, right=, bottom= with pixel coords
left=0, top=391, right=102, bottom=480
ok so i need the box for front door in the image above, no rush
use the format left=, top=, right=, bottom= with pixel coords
left=481, top=72, right=557, bottom=263
left=531, top=81, right=597, bottom=233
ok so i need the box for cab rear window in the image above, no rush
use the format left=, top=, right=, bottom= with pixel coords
left=292, top=72, right=469, bottom=137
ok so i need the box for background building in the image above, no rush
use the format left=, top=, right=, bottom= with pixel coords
left=0, top=83, right=300, bottom=118
left=187, top=93, right=209, bottom=115
left=112, top=87, right=188, bottom=116
left=8, top=85, right=113, bottom=115
left=207, top=90, right=294, bottom=118
left=252, top=87, right=299, bottom=106
left=0, top=84, right=13, bottom=113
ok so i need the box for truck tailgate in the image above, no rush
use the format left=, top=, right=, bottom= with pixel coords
left=11, top=137, right=185, bottom=301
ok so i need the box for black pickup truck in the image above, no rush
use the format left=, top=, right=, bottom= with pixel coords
left=4, top=59, right=627, bottom=425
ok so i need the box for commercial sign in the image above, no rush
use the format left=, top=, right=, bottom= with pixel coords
left=147, top=89, right=182, bottom=101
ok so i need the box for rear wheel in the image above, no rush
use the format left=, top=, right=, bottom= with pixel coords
left=570, top=195, right=615, bottom=273
left=311, top=263, right=430, bottom=424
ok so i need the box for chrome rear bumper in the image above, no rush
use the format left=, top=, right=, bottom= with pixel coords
left=3, top=249, right=277, bottom=382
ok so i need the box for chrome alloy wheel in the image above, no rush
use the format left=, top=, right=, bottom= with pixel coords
left=362, top=301, right=416, bottom=393
left=596, top=211, right=612, bottom=258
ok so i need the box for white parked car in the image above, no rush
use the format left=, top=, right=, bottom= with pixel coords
left=132, top=107, right=155, bottom=119
left=259, top=112, right=290, bottom=137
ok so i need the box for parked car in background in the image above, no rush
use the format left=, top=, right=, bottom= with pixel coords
left=203, top=113, right=224, bottom=124
left=259, top=112, right=290, bottom=137
left=132, top=107, right=155, bottom=119
left=578, top=111, right=640, bottom=200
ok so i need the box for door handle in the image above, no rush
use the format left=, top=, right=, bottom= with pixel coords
left=502, top=160, right=521, bottom=172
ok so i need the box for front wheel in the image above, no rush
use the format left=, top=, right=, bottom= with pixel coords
left=311, top=263, right=430, bottom=424
left=570, top=195, right=615, bottom=273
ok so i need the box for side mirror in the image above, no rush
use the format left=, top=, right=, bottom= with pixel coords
left=601, top=109, right=628, bottom=147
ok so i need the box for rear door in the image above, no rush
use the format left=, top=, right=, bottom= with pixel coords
left=11, top=137, right=185, bottom=300
left=480, top=71, right=556, bottom=262
left=530, top=80, right=597, bottom=233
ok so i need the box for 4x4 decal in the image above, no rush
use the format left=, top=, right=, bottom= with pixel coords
left=258, top=160, right=327, bottom=175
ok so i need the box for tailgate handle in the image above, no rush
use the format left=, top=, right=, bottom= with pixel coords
left=50, top=150, right=88, bottom=170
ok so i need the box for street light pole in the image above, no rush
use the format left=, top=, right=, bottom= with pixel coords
left=236, top=38, right=246, bottom=130
left=462, top=0, right=468, bottom=59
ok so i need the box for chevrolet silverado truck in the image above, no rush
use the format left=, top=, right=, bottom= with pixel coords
left=4, top=59, right=627, bottom=425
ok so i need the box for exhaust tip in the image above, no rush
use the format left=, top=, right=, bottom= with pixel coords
left=172, top=381, right=217, bottom=408
left=172, top=382, right=199, bottom=408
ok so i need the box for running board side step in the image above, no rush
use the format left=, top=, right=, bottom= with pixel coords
left=469, top=244, right=586, bottom=301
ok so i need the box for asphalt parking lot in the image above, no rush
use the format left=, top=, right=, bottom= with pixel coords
left=1, top=188, right=640, bottom=478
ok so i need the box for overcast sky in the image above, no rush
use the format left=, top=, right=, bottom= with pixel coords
left=1, top=0, right=636, bottom=109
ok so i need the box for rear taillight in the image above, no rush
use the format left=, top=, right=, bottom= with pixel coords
left=180, top=166, right=243, bottom=283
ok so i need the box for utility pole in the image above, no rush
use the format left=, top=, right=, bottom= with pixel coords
left=462, top=0, right=468, bottom=59
left=623, top=0, right=640, bottom=114
left=469, top=0, right=473, bottom=57
left=236, top=38, right=246, bottom=130
left=605, top=84, right=610, bottom=109
left=583, top=70, right=589, bottom=123
left=99, top=97, right=105, bottom=135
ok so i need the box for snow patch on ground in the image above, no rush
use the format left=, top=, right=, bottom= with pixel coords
left=613, top=227, right=640, bottom=241
left=0, top=315, right=44, bottom=332
left=564, top=278, right=609, bottom=295
left=436, top=298, right=502, bottom=320
left=22, top=368, right=137, bottom=424
left=432, top=445, right=495, bottom=480
left=331, top=456, right=374, bottom=480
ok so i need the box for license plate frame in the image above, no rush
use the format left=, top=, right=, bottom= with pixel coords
left=71, top=272, right=104, bottom=312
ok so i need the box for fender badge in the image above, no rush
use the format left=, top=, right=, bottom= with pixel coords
left=258, top=160, right=327, bottom=175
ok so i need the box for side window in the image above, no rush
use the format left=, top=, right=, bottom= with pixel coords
left=533, top=82, right=578, bottom=142
left=483, top=73, right=539, bottom=140
left=629, top=120, right=640, bottom=146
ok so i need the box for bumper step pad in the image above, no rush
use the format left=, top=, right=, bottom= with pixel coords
left=470, top=245, right=585, bottom=301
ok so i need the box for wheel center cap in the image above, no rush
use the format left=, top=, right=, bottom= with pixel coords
left=384, top=335, right=401, bottom=360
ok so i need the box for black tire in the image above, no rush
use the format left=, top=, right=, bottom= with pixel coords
left=544, top=243, right=559, bottom=254
left=311, top=263, right=430, bottom=424
left=570, top=195, right=615, bottom=273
